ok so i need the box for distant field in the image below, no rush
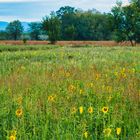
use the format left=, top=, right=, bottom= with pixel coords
left=0, top=40, right=139, bottom=46
left=0, top=45, right=140, bottom=140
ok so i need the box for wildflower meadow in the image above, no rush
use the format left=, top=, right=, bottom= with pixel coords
left=0, top=45, right=140, bottom=140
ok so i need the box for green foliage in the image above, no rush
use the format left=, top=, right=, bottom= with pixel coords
left=0, top=31, right=7, bottom=40
left=56, top=7, right=77, bottom=40
left=42, top=12, right=61, bottom=44
left=64, top=25, right=76, bottom=40
left=0, top=45, right=60, bottom=52
left=131, top=0, right=140, bottom=43
left=75, top=12, right=112, bottom=40
left=6, top=20, right=23, bottom=40
left=28, top=22, right=42, bottom=40
left=22, top=38, right=27, bottom=45
left=21, top=34, right=30, bottom=45
left=111, top=0, right=140, bottom=45
left=55, top=6, right=113, bottom=41
left=56, top=6, right=77, bottom=19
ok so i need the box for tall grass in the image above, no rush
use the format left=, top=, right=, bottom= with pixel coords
left=0, top=45, right=60, bottom=52
left=0, top=45, right=140, bottom=140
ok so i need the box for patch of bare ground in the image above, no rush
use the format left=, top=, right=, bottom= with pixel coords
left=0, top=40, right=139, bottom=46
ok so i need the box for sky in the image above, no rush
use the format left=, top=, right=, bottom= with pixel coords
left=0, top=0, right=130, bottom=22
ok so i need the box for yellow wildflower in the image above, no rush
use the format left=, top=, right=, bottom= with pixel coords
left=88, top=107, right=93, bottom=114
left=80, top=89, right=84, bottom=94
left=48, top=95, right=54, bottom=102
left=120, top=68, right=127, bottom=78
left=122, top=73, right=127, bottom=78
left=116, top=128, right=121, bottom=135
left=16, top=108, right=23, bottom=117
left=90, top=83, right=94, bottom=88
left=102, top=107, right=109, bottom=114
left=79, top=106, right=83, bottom=114
left=103, top=128, right=112, bottom=137
left=9, top=135, right=16, bottom=140
left=84, top=131, right=88, bottom=138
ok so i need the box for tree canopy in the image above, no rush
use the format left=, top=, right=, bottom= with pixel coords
left=42, top=12, right=61, bottom=44
left=28, top=22, right=42, bottom=40
left=111, top=0, right=140, bottom=45
left=6, top=20, right=23, bottom=40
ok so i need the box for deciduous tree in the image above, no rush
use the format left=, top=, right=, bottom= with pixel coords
left=6, top=20, right=23, bottom=40
left=42, top=12, right=61, bottom=44
left=28, top=22, right=42, bottom=40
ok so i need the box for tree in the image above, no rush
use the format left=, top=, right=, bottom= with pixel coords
left=56, top=6, right=77, bottom=40
left=111, top=1, right=140, bottom=45
left=42, top=12, right=61, bottom=44
left=28, top=22, right=42, bottom=40
left=0, top=31, right=7, bottom=40
left=6, top=20, right=23, bottom=40
left=55, top=6, right=112, bottom=41
left=74, top=11, right=112, bottom=40
left=64, top=25, right=76, bottom=40
left=131, top=0, right=140, bottom=43
left=56, top=6, right=77, bottom=19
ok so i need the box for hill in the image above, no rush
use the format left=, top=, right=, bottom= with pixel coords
left=0, top=21, right=29, bottom=31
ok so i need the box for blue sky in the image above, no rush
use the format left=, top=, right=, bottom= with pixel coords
left=0, top=0, right=130, bottom=22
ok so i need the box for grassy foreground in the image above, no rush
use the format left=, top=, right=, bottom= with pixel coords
left=0, top=45, right=140, bottom=140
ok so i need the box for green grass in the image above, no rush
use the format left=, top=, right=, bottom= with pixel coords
left=0, top=45, right=60, bottom=52
left=0, top=45, right=140, bottom=140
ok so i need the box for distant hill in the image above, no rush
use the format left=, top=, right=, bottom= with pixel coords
left=0, top=21, right=8, bottom=31
left=0, top=21, right=30, bottom=31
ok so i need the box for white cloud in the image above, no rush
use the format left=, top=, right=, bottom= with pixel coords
left=0, top=0, right=38, bottom=2
left=0, top=15, right=38, bottom=22
left=0, top=0, right=130, bottom=4
left=0, top=0, right=130, bottom=22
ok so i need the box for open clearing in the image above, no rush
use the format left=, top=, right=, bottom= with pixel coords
left=0, top=45, right=140, bottom=140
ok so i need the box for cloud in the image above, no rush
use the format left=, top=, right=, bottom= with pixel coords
left=0, top=0, right=130, bottom=22
left=0, top=15, right=38, bottom=22
left=0, top=0, right=38, bottom=2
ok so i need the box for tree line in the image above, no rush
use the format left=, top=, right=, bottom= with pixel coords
left=0, top=0, right=139, bottom=45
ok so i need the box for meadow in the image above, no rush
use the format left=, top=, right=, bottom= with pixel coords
left=0, top=45, right=140, bottom=140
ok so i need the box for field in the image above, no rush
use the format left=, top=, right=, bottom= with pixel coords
left=0, top=45, right=140, bottom=140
